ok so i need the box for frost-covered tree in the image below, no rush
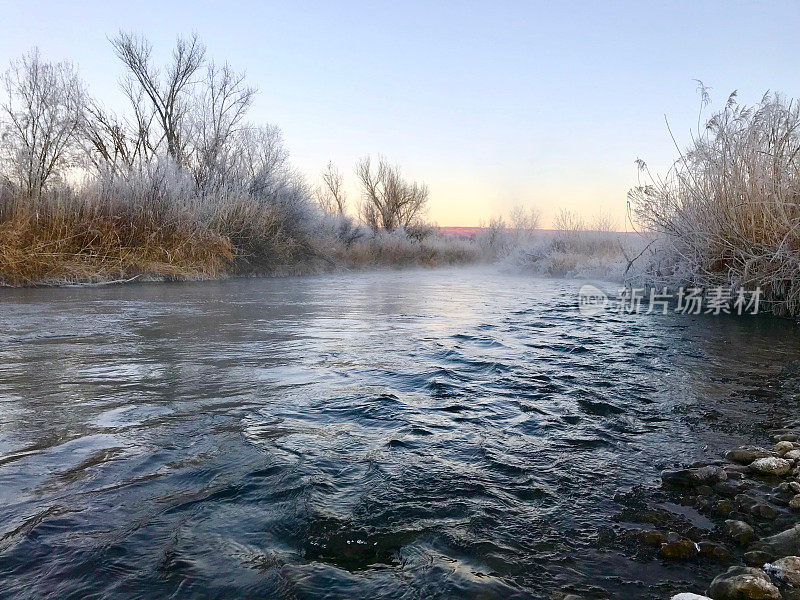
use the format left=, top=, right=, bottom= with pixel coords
left=314, top=161, right=347, bottom=214
left=192, top=61, right=256, bottom=189
left=1, top=48, right=85, bottom=197
left=111, top=31, right=206, bottom=164
left=356, top=155, right=428, bottom=231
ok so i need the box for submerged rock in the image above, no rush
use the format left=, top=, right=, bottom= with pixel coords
left=662, top=539, right=700, bottom=560
left=626, top=528, right=667, bottom=547
left=750, top=457, right=792, bottom=477
left=727, top=446, right=773, bottom=465
left=725, top=520, right=756, bottom=547
left=662, top=466, right=728, bottom=488
left=708, top=566, right=782, bottom=600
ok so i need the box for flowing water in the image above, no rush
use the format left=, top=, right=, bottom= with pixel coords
left=1, top=267, right=799, bottom=599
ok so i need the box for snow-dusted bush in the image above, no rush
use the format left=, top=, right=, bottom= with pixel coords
left=629, top=90, right=800, bottom=315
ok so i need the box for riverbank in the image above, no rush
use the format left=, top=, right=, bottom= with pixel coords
left=0, top=187, right=483, bottom=286
left=580, top=420, right=800, bottom=600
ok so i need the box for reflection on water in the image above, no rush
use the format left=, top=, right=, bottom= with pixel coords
left=1, top=267, right=799, bottom=599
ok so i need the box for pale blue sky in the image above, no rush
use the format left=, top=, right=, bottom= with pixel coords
left=2, top=1, right=798, bottom=226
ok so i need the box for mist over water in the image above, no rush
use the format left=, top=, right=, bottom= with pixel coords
left=1, top=267, right=799, bottom=599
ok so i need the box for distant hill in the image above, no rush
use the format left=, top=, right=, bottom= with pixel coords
left=437, top=226, right=482, bottom=239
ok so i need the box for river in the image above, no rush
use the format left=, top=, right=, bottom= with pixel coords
left=1, top=267, right=798, bottom=599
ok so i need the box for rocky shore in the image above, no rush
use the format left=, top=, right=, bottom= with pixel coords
left=661, top=427, right=800, bottom=599
left=556, top=423, right=800, bottom=599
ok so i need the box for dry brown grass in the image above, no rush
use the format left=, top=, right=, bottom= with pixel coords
left=0, top=190, right=232, bottom=285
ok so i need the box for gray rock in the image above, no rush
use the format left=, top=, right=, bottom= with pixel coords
left=671, top=594, right=713, bottom=600
left=662, top=465, right=728, bottom=488
left=751, top=503, right=778, bottom=520
left=727, top=446, right=772, bottom=465
left=750, top=456, right=792, bottom=476
left=758, top=524, right=800, bottom=557
left=708, top=566, right=782, bottom=600
left=790, top=495, right=800, bottom=510
left=725, top=520, right=756, bottom=547
left=785, top=450, right=800, bottom=461
left=699, top=541, right=731, bottom=561
left=744, top=550, right=776, bottom=567
left=764, top=555, right=800, bottom=587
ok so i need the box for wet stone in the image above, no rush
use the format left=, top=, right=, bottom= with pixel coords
left=715, top=480, right=746, bottom=497
left=745, top=550, right=776, bottom=567
left=671, top=595, right=713, bottom=600
left=622, top=528, right=667, bottom=548
left=750, top=457, right=792, bottom=477
left=757, top=524, right=800, bottom=557
left=708, top=566, right=782, bottom=600
left=764, top=555, right=800, bottom=587
left=751, top=503, right=777, bottom=520
left=727, top=446, right=772, bottom=465
left=662, top=466, right=727, bottom=488
left=661, top=539, right=699, bottom=560
left=713, top=499, right=734, bottom=517
left=698, top=541, right=731, bottom=561
left=775, top=441, right=796, bottom=455
left=725, top=520, right=756, bottom=547
left=790, top=495, right=800, bottom=510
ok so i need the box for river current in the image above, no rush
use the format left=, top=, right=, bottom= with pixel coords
left=1, top=267, right=798, bottom=599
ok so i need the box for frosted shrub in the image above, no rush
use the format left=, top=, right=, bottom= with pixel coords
left=630, top=91, right=800, bottom=315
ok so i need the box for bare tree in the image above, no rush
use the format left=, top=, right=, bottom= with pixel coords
left=231, top=125, right=291, bottom=196
left=0, top=48, right=85, bottom=197
left=111, top=31, right=206, bottom=164
left=552, top=208, right=585, bottom=233
left=192, top=61, right=256, bottom=188
left=314, top=161, right=346, bottom=214
left=509, top=204, right=541, bottom=232
left=356, top=155, right=428, bottom=231
left=80, top=98, right=149, bottom=174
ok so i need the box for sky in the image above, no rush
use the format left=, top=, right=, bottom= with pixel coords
left=1, top=0, right=799, bottom=228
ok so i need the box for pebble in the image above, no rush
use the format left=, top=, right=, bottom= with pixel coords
left=708, top=566, right=782, bottom=600
left=750, top=456, right=792, bottom=476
